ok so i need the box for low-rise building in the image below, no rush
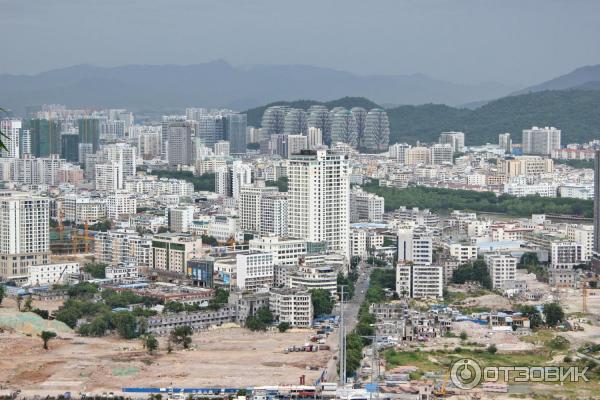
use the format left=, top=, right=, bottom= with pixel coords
left=269, top=288, right=313, bottom=328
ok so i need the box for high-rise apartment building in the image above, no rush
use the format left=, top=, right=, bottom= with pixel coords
left=239, top=184, right=279, bottom=233
left=223, top=113, right=247, bottom=154
left=484, top=253, right=518, bottom=290
left=215, top=161, right=252, bottom=198
left=167, top=122, right=193, bottom=167
left=95, top=162, right=123, bottom=191
left=350, top=187, right=384, bottom=222
left=60, top=133, right=80, bottom=162
left=78, top=118, right=101, bottom=160
left=29, top=119, right=61, bottom=157
left=167, top=206, right=195, bottom=233
left=430, top=144, right=454, bottom=165
left=0, top=119, right=21, bottom=158
left=307, top=127, right=323, bottom=149
left=389, top=143, right=411, bottom=164
left=287, top=134, right=308, bottom=157
left=0, top=193, right=50, bottom=281
left=364, top=108, right=390, bottom=151
left=499, top=133, right=512, bottom=154
left=522, top=126, right=561, bottom=156
left=439, top=131, right=465, bottom=153
left=288, top=150, right=350, bottom=257
left=397, top=228, right=433, bottom=265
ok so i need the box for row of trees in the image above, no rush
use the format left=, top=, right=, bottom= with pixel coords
left=363, top=184, right=593, bottom=218
left=148, top=170, right=215, bottom=192
left=452, top=259, right=493, bottom=290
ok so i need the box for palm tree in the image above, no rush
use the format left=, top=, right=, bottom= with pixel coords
left=0, top=107, right=8, bottom=151
left=40, top=330, right=57, bottom=350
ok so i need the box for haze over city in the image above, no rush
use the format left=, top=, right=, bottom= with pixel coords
left=2, top=0, right=600, bottom=86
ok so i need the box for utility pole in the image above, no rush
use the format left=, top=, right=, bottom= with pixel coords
left=362, top=335, right=380, bottom=400
left=338, top=285, right=346, bottom=387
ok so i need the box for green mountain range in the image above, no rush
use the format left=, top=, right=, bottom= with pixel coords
left=246, top=89, right=600, bottom=145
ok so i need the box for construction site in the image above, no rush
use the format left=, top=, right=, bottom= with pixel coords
left=0, top=296, right=331, bottom=397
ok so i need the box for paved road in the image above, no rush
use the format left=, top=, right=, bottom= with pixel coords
left=322, top=264, right=371, bottom=384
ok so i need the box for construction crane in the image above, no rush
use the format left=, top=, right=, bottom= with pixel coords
left=57, top=209, right=64, bottom=241
left=434, top=371, right=450, bottom=397
left=582, top=275, right=600, bottom=314
left=84, top=219, right=90, bottom=253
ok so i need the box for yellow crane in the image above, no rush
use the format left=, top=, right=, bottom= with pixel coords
left=582, top=275, right=600, bottom=314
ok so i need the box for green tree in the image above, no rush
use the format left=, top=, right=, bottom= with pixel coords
left=257, top=306, right=274, bottom=325
left=517, top=304, right=543, bottom=329
left=170, top=325, right=193, bottom=349
left=487, top=344, right=498, bottom=354
left=201, top=235, right=219, bottom=246
left=16, top=295, right=22, bottom=311
left=246, top=316, right=266, bottom=331
left=84, top=262, right=108, bottom=279
left=0, top=284, right=5, bottom=306
left=278, top=322, right=291, bottom=333
left=543, top=302, right=565, bottom=327
left=310, top=289, right=334, bottom=316
left=207, top=288, right=229, bottom=310
left=22, top=297, right=33, bottom=312
left=112, top=312, right=140, bottom=339
left=143, top=334, right=159, bottom=354
left=40, top=330, right=57, bottom=350
left=459, top=331, right=468, bottom=340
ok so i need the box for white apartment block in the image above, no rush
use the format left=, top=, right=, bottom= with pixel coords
left=551, top=242, right=583, bottom=269
left=101, top=143, right=137, bottom=179
left=208, top=215, right=242, bottom=243
left=167, top=206, right=195, bottom=233
left=259, top=192, right=288, bottom=237
left=389, top=143, right=411, bottom=164
left=350, top=228, right=384, bottom=258
left=504, top=179, right=557, bottom=197
left=214, top=141, right=230, bottom=157
left=95, top=230, right=151, bottom=267
left=288, top=150, right=350, bottom=257
left=125, top=177, right=194, bottom=197
left=28, top=262, right=80, bottom=286
left=566, top=224, right=594, bottom=261
left=62, top=195, right=107, bottom=224
left=484, top=253, right=518, bottom=290
left=0, top=193, right=50, bottom=281
left=397, top=228, right=433, bottom=265
left=396, top=264, right=443, bottom=299
left=215, top=161, right=252, bottom=198
left=350, top=187, right=384, bottom=222
left=249, top=236, right=306, bottom=267
left=287, top=134, right=308, bottom=157
left=12, top=154, right=64, bottom=186
left=0, top=119, right=21, bottom=158
left=106, top=192, right=137, bottom=220
left=269, top=288, right=313, bottom=328
left=236, top=251, right=276, bottom=291
left=239, top=185, right=279, bottom=232
left=95, top=162, right=123, bottom=191
left=406, top=146, right=431, bottom=165
left=449, top=243, right=478, bottom=263
left=307, top=127, right=323, bottom=149
left=522, top=126, right=561, bottom=156
left=430, top=144, right=453, bottom=165
left=105, top=263, right=139, bottom=282
left=439, top=131, right=465, bottom=152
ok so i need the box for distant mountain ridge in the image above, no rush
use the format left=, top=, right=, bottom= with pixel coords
left=0, top=61, right=518, bottom=115
left=513, top=64, right=600, bottom=95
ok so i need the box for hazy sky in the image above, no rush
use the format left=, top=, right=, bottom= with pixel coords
left=2, top=0, right=600, bottom=86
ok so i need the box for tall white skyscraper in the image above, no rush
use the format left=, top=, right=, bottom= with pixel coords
left=288, top=149, right=350, bottom=257
left=307, top=127, right=323, bottom=149
left=0, top=192, right=50, bottom=281
left=215, top=161, right=252, bottom=198
left=498, top=133, right=512, bottom=154
left=102, top=143, right=137, bottom=179
left=522, top=126, right=561, bottom=156
left=0, top=119, right=21, bottom=158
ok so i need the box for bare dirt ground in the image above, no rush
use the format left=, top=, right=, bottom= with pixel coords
left=0, top=300, right=331, bottom=396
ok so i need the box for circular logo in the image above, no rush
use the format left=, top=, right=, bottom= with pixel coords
left=450, top=358, right=482, bottom=390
